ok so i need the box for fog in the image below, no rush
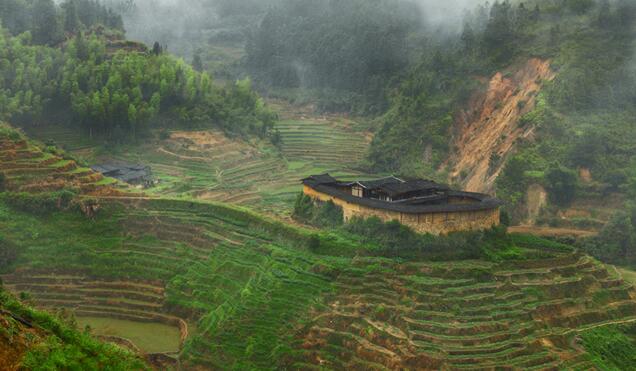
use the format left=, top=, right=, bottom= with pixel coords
left=107, top=0, right=219, bottom=57
left=415, top=0, right=485, bottom=31
left=100, top=0, right=485, bottom=58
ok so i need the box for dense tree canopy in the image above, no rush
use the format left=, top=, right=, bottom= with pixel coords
left=245, top=0, right=421, bottom=113
left=0, top=25, right=275, bottom=140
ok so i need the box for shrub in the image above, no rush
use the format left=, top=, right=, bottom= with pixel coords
left=0, top=172, right=5, bottom=192
left=1, top=190, right=77, bottom=215
left=579, top=208, right=636, bottom=265
left=545, top=164, right=578, bottom=206
left=307, top=234, right=321, bottom=251
left=292, top=192, right=343, bottom=228
left=0, top=236, right=19, bottom=273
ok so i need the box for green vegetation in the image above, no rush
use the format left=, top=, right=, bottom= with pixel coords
left=0, top=176, right=634, bottom=369
left=0, top=6, right=275, bottom=142
left=0, top=288, right=146, bottom=370
left=292, top=194, right=571, bottom=260
left=0, top=0, right=123, bottom=45
left=579, top=204, right=636, bottom=266
left=293, top=193, right=343, bottom=228
left=246, top=0, right=420, bottom=113
left=579, top=324, right=636, bottom=370
left=356, top=0, right=636, bottom=215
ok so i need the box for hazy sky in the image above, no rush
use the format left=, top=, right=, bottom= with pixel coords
left=415, top=0, right=483, bottom=29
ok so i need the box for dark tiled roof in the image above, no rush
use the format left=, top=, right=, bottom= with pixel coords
left=357, top=176, right=403, bottom=189
left=91, top=163, right=152, bottom=183
left=378, top=179, right=449, bottom=197
left=312, top=184, right=502, bottom=214
left=301, top=174, right=338, bottom=187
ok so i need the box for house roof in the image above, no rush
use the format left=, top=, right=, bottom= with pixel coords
left=301, top=174, right=338, bottom=187
left=310, top=184, right=502, bottom=214
left=378, top=179, right=449, bottom=197
left=356, top=176, right=403, bottom=189
left=91, top=163, right=152, bottom=183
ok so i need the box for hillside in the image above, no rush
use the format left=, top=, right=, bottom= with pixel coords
left=2, top=0, right=636, bottom=369
left=340, top=0, right=636, bottom=255
left=0, top=123, right=123, bottom=196
left=1, top=125, right=636, bottom=369
left=0, top=288, right=146, bottom=370
left=447, top=58, right=555, bottom=193
left=24, top=103, right=375, bottom=216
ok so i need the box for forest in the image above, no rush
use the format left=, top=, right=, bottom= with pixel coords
left=0, top=0, right=275, bottom=141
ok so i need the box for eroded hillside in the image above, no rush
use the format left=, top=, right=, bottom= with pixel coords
left=448, top=59, right=555, bottom=193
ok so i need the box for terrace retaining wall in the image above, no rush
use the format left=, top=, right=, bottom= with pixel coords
left=303, top=185, right=500, bottom=235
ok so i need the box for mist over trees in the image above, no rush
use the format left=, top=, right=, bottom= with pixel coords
left=245, top=0, right=422, bottom=113
left=0, top=0, right=123, bottom=45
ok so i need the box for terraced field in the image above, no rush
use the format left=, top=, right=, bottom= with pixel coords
left=0, top=124, right=120, bottom=195
left=291, top=253, right=636, bottom=370
left=0, top=197, right=334, bottom=367
left=2, top=195, right=635, bottom=368
left=5, top=122, right=636, bottom=368
left=18, top=113, right=374, bottom=215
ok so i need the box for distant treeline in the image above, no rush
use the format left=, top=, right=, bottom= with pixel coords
left=0, top=0, right=123, bottom=45
left=245, top=0, right=421, bottom=113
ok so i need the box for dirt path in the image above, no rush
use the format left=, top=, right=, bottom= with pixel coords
left=509, top=226, right=597, bottom=238
left=157, top=147, right=210, bottom=162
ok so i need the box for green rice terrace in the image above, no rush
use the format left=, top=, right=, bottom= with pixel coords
left=0, top=124, right=121, bottom=196
left=3, top=125, right=636, bottom=369
left=2, top=196, right=636, bottom=369
left=23, top=109, right=374, bottom=216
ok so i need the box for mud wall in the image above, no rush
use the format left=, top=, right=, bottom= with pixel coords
left=304, top=186, right=500, bottom=235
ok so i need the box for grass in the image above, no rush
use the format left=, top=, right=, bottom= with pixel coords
left=579, top=324, right=636, bottom=371
left=0, top=289, right=147, bottom=370
left=617, top=267, right=636, bottom=285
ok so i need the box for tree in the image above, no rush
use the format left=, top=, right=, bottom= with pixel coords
left=461, top=23, right=477, bottom=54
left=192, top=50, right=203, bottom=72
left=597, top=0, right=611, bottom=28
left=152, top=42, right=163, bottom=56
left=0, top=172, right=5, bottom=191
left=545, top=164, right=578, bottom=206
left=62, top=0, right=80, bottom=33
left=585, top=210, right=636, bottom=264
left=0, top=236, right=18, bottom=272
left=482, top=1, right=517, bottom=65
left=566, top=0, right=595, bottom=15
left=32, top=0, right=62, bottom=45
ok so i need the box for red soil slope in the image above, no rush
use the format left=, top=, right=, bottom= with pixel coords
left=448, top=58, right=555, bottom=193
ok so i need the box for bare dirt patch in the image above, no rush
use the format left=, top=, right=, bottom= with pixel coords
left=447, top=58, right=556, bottom=192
